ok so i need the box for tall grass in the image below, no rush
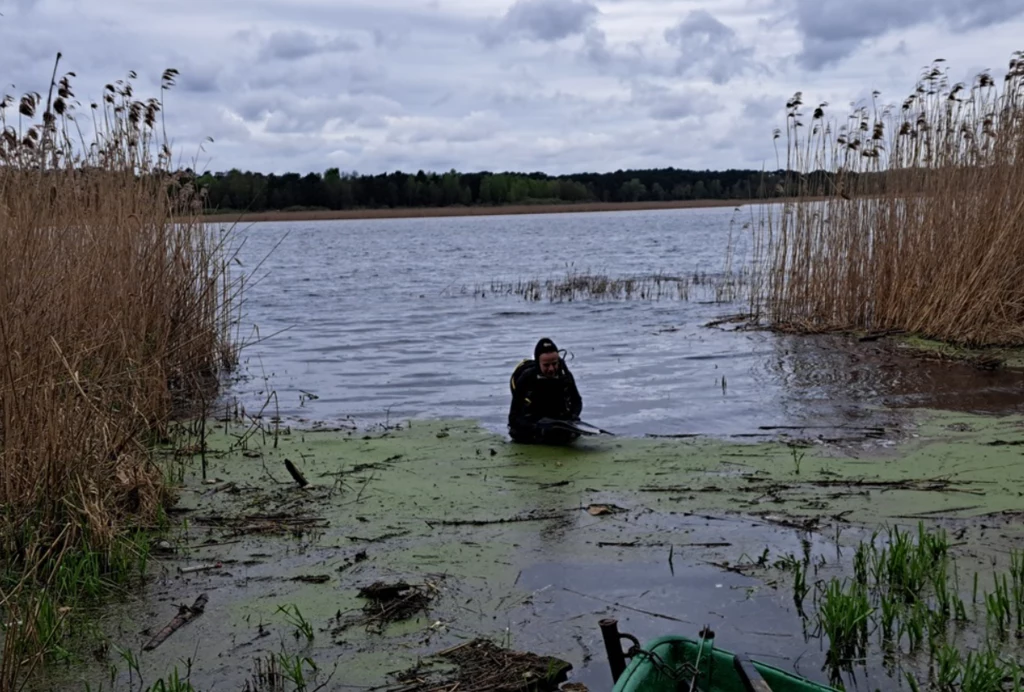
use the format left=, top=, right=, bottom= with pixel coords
left=0, top=55, right=238, bottom=689
left=748, top=50, right=1024, bottom=346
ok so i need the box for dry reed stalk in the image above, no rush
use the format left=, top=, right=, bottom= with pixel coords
left=0, top=54, right=239, bottom=687
left=747, top=50, right=1024, bottom=346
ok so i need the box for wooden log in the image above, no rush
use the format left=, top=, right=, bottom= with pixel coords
left=283, top=458, right=308, bottom=487
left=142, top=593, right=208, bottom=651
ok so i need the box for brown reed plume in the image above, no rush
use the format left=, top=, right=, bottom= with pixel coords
left=0, top=54, right=239, bottom=686
left=747, top=50, right=1024, bottom=346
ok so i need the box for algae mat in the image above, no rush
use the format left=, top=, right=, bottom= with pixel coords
left=47, top=410, right=1024, bottom=691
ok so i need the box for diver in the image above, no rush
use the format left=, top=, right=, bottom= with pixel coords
left=507, top=338, right=583, bottom=445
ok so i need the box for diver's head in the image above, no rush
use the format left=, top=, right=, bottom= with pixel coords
left=534, top=338, right=561, bottom=377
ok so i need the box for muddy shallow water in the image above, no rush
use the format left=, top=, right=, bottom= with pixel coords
left=217, top=208, right=1024, bottom=440
left=36, top=411, right=1024, bottom=692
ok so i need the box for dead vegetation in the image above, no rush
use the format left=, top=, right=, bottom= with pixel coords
left=0, top=54, right=238, bottom=687
left=333, top=579, right=442, bottom=635
left=472, top=267, right=749, bottom=303
left=385, top=638, right=573, bottom=692
left=747, top=50, right=1024, bottom=347
left=194, top=512, right=329, bottom=537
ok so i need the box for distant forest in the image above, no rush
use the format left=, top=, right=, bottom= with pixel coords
left=193, top=167, right=816, bottom=213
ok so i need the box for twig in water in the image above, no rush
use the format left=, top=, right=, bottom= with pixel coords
left=427, top=509, right=573, bottom=527
left=143, top=594, right=209, bottom=651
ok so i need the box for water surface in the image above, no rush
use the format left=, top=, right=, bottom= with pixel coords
left=219, top=207, right=1024, bottom=439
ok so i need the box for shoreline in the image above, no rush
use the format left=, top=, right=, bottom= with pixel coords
left=201, top=197, right=818, bottom=224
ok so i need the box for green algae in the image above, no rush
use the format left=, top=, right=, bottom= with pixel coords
left=41, top=410, right=1024, bottom=691
left=895, top=334, right=1024, bottom=369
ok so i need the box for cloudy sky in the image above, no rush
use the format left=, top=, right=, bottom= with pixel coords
left=3, top=0, right=1023, bottom=176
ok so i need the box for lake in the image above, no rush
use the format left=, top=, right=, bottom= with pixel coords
left=219, top=205, right=1024, bottom=440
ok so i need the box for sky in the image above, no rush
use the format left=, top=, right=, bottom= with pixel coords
left=2, top=0, right=1023, bottom=176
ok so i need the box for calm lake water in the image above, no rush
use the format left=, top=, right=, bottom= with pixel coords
left=218, top=206, right=1024, bottom=439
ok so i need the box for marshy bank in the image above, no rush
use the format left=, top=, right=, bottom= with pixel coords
left=36, top=408, right=1024, bottom=692
left=0, top=58, right=240, bottom=690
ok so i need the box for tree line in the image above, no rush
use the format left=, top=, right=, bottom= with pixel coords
left=188, top=165, right=906, bottom=213
left=191, top=167, right=819, bottom=213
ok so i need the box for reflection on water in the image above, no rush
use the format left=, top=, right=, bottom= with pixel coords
left=220, top=207, right=1024, bottom=438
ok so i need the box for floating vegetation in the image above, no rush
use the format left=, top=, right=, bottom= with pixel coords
left=332, top=579, right=443, bottom=635
left=464, top=267, right=751, bottom=303
left=383, top=638, right=573, bottom=692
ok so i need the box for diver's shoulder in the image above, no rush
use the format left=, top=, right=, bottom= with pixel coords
left=512, top=359, right=539, bottom=378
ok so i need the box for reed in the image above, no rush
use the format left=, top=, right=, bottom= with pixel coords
left=478, top=267, right=751, bottom=303
left=747, top=50, right=1024, bottom=346
left=0, top=55, right=238, bottom=688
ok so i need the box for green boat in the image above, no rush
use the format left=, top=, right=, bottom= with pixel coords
left=600, top=619, right=839, bottom=692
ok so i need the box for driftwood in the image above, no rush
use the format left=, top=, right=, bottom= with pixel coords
left=284, top=458, right=309, bottom=487
left=143, top=593, right=208, bottom=651
left=428, top=509, right=572, bottom=526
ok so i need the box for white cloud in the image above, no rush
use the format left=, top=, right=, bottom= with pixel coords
left=1, top=0, right=1022, bottom=175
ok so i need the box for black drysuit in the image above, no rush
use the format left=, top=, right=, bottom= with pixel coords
left=507, top=359, right=583, bottom=445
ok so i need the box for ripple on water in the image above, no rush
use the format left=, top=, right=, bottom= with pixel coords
left=222, top=208, right=1024, bottom=438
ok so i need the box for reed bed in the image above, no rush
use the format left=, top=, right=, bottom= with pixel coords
left=748, top=50, right=1024, bottom=346
left=476, top=267, right=750, bottom=303
left=0, top=56, right=238, bottom=688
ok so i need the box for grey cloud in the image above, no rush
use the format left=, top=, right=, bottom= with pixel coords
left=481, top=0, right=598, bottom=45
left=258, top=30, right=361, bottom=62
left=583, top=28, right=611, bottom=65
left=231, top=92, right=402, bottom=140
left=3, top=0, right=1022, bottom=179
left=741, top=95, right=783, bottom=122
left=664, top=10, right=761, bottom=84
left=630, top=80, right=722, bottom=121
left=12, top=0, right=38, bottom=14
left=578, top=27, right=655, bottom=77
left=354, top=115, right=388, bottom=130
left=787, top=0, right=1024, bottom=70
left=386, top=111, right=502, bottom=146
left=177, top=60, right=221, bottom=93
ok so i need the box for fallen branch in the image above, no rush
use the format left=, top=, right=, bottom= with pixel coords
left=284, top=458, right=309, bottom=487
left=348, top=530, right=410, bottom=544
left=143, top=594, right=208, bottom=651
left=598, top=541, right=732, bottom=548
left=805, top=478, right=985, bottom=495
left=289, top=574, right=331, bottom=584
left=427, top=509, right=572, bottom=527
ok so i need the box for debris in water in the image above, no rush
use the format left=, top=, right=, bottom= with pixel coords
left=284, top=458, right=309, bottom=487
left=428, top=509, right=573, bottom=527
left=334, top=579, right=441, bottom=635
left=178, top=562, right=222, bottom=574
left=289, top=574, right=331, bottom=584
left=338, top=550, right=369, bottom=573
left=349, top=530, right=410, bottom=544
left=194, top=512, right=328, bottom=536
left=384, top=638, right=572, bottom=692
left=586, top=503, right=626, bottom=516
left=142, top=594, right=208, bottom=651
